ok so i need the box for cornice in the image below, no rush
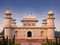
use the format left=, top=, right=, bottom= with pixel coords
left=21, top=20, right=38, bottom=22
left=4, top=26, right=55, bottom=29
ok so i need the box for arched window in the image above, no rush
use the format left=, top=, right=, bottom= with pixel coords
left=41, top=31, right=43, bottom=37
left=15, top=31, right=18, bottom=36
left=27, top=31, right=32, bottom=37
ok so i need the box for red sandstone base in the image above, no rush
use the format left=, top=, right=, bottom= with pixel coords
left=14, top=39, right=56, bottom=45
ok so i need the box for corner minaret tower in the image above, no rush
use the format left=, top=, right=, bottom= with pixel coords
left=4, top=9, right=12, bottom=39
left=4, top=9, right=12, bottom=27
left=47, top=11, right=55, bottom=27
left=47, top=10, right=55, bottom=39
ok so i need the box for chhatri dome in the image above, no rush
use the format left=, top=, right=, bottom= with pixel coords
left=12, top=18, right=16, bottom=21
left=23, top=13, right=36, bottom=20
left=5, top=9, right=12, bottom=15
left=48, top=10, right=54, bottom=15
left=42, top=18, right=47, bottom=21
left=12, top=16, right=16, bottom=21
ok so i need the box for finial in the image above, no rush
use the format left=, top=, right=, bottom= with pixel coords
left=48, top=10, right=54, bottom=15
left=7, top=8, right=9, bottom=10
left=5, top=9, right=12, bottom=15
left=28, top=13, right=32, bottom=16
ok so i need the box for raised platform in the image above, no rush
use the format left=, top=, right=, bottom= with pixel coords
left=8, top=39, right=56, bottom=45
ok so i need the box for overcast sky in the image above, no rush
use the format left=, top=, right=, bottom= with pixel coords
left=0, top=0, right=60, bottom=32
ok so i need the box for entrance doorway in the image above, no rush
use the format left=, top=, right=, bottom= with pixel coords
left=27, top=31, right=32, bottom=37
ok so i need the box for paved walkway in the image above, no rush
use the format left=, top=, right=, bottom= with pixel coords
left=21, top=42, right=42, bottom=45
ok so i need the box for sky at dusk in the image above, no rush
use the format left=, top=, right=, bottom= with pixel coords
left=0, top=0, right=60, bottom=32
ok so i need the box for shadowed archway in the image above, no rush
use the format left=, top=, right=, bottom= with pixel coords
left=27, top=31, right=32, bottom=37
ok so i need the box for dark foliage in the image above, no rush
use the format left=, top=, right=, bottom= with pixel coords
left=12, top=35, right=15, bottom=44
left=2, top=36, right=6, bottom=45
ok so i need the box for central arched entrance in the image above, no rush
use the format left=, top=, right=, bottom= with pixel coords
left=27, top=31, right=32, bottom=37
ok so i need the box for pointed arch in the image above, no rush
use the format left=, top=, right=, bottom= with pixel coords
left=27, top=31, right=32, bottom=37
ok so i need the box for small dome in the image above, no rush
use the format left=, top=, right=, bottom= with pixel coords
left=23, top=13, right=36, bottom=20
left=48, top=10, right=54, bottom=15
left=12, top=17, right=16, bottom=21
left=42, top=18, right=47, bottom=21
left=5, top=9, right=12, bottom=15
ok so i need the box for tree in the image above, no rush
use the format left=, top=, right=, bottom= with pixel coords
left=0, top=40, right=3, bottom=45
left=55, top=37, right=58, bottom=45
left=12, top=35, right=15, bottom=44
left=58, top=37, right=60, bottom=45
left=5, top=36, right=8, bottom=45
left=2, top=36, right=6, bottom=45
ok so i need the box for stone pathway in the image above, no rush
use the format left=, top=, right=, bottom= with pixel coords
left=21, top=42, right=42, bottom=45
